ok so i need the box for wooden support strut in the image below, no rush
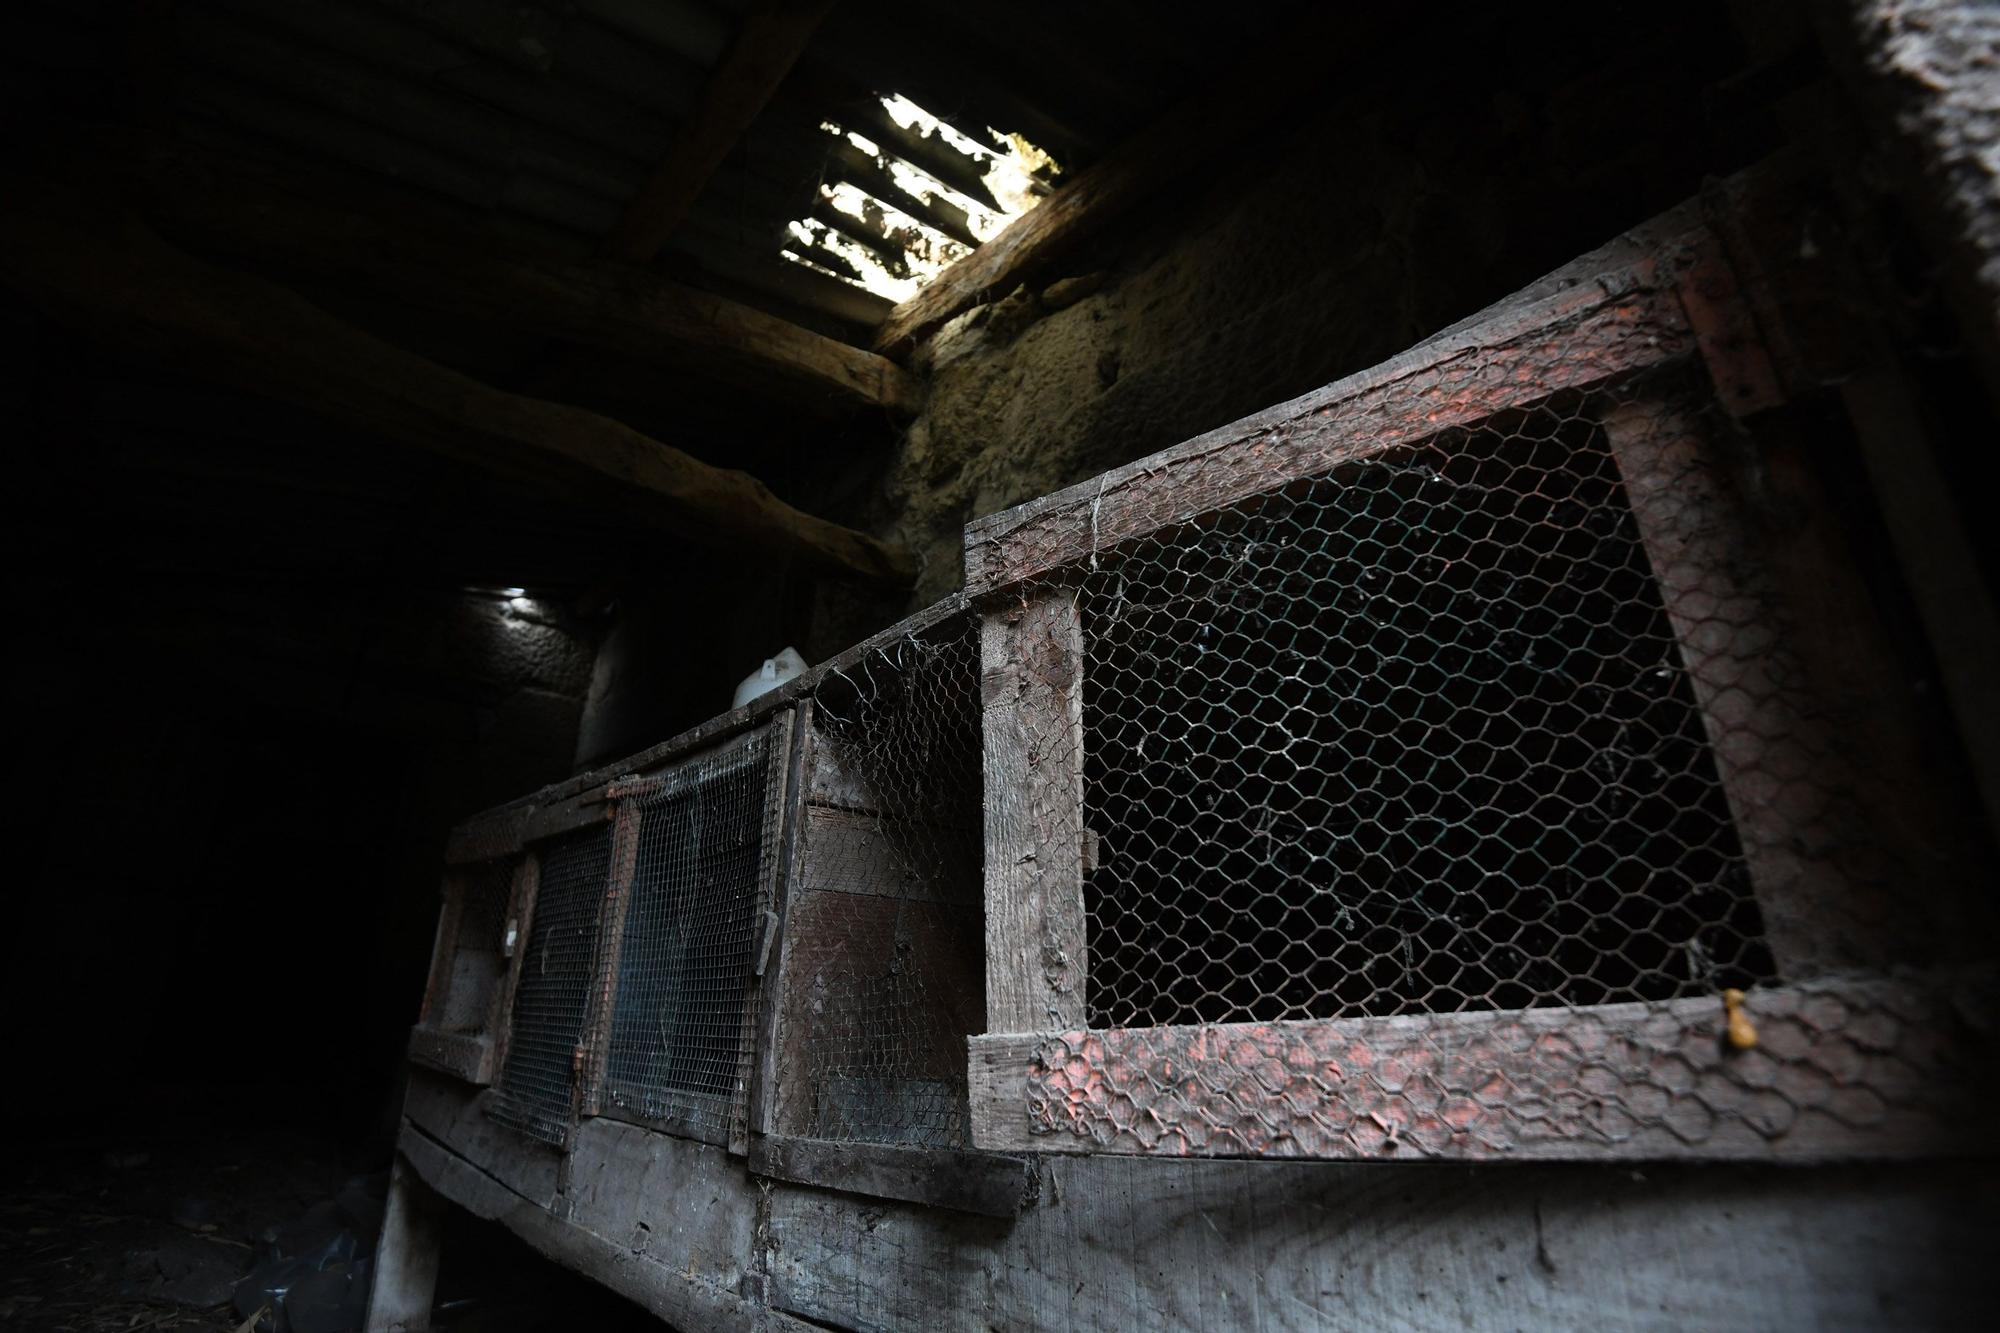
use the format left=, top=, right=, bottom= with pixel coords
left=0, top=176, right=916, bottom=587
left=137, top=152, right=922, bottom=418
left=979, top=587, right=1089, bottom=1031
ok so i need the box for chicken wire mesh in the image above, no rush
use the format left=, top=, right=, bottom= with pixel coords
left=982, top=378, right=1988, bottom=1159
left=776, top=609, right=985, bottom=1148
left=602, top=728, right=781, bottom=1145
left=1080, top=387, right=1774, bottom=1028
left=493, top=825, right=613, bottom=1147
left=433, top=857, right=516, bottom=1036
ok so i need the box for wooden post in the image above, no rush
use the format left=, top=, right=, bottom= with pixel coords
left=364, top=1154, right=447, bottom=1333
left=1602, top=393, right=1953, bottom=974
left=979, top=587, right=1088, bottom=1030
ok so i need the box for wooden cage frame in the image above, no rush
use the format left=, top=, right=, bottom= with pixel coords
left=961, top=165, right=1997, bottom=1163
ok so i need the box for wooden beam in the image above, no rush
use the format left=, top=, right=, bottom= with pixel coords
left=605, top=1, right=837, bottom=264
left=966, top=973, right=1990, bottom=1161
left=1, top=177, right=915, bottom=587
left=139, top=151, right=920, bottom=418
left=979, top=588, right=1088, bottom=1031
left=869, top=9, right=1370, bottom=356
left=748, top=1135, right=1032, bottom=1219
left=961, top=251, right=1697, bottom=596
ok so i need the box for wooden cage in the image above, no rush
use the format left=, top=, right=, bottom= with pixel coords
left=376, top=162, right=1998, bottom=1332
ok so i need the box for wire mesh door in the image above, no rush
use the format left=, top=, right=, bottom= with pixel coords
left=492, top=825, right=614, bottom=1148
left=600, top=722, right=788, bottom=1148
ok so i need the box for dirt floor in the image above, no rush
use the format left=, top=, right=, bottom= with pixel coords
left=0, top=1103, right=666, bottom=1333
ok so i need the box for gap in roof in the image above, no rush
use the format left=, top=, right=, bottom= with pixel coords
left=782, top=95, right=1061, bottom=305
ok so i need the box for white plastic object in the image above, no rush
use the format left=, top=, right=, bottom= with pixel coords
left=733, top=647, right=808, bottom=709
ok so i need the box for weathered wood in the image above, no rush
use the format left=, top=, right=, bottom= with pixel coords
left=605, top=1, right=836, bottom=264
left=751, top=702, right=813, bottom=1138
left=489, top=855, right=539, bottom=1083
left=364, top=1155, right=447, bottom=1333
left=749, top=1135, right=1031, bottom=1218
left=1602, top=394, right=1969, bottom=972
left=138, top=152, right=921, bottom=417
left=523, top=789, right=614, bottom=844
left=443, top=803, right=534, bottom=865
left=962, top=259, right=1695, bottom=595
left=406, top=1028, right=492, bottom=1086
left=398, top=1118, right=806, bottom=1332
left=765, top=1150, right=1994, bottom=1331
left=403, top=1070, right=561, bottom=1209
left=0, top=177, right=916, bottom=587
left=799, top=806, right=973, bottom=905
left=1838, top=367, right=2000, bottom=839
left=966, top=973, right=1988, bottom=1161
left=980, top=589, right=1087, bottom=1030
left=580, top=800, right=645, bottom=1117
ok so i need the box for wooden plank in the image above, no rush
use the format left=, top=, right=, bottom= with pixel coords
left=397, top=1120, right=807, bottom=1332
left=1601, top=394, right=1973, bottom=973
left=0, top=176, right=916, bottom=587
left=444, top=802, right=535, bottom=865
left=979, top=589, right=1087, bottom=1030
left=579, top=799, right=646, bottom=1117
left=490, top=855, right=540, bottom=1081
left=363, top=1155, right=447, bottom=1333
left=766, top=1150, right=1996, bottom=1331
left=750, top=701, right=813, bottom=1137
left=137, top=149, right=921, bottom=418
left=406, top=1028, right=493, bottom=1085
left=749, top=1135, right=1031, bottom=1218
left=961, top=259, right=1695, bottom=596
left=605, top=1, right=836, bottom=263
left=799, top=806, right=974, bottom=905
left=493, top=594, right=967, bottom=816
left=965, top=973, right=1988, bottom=1161
left=402, top=1070, right=562, bottom=1209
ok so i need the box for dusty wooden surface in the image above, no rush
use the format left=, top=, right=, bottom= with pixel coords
left=764, top=1152, right=1992, bottom=1332
left=0, top=176, right=916, bottom=586
left=748, top=1135, right=1031, bottom=1220
left=979, top=590, right=1088, bottom=1031
left=961, top=256, right=1695, bottom=596
left=966, top=974, right=1989, bottom=1161
left=603, top=1, right=835, bottom=265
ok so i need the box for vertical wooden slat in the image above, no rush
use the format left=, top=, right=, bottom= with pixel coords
left=1603, top=393, right=1945, bottom=974
left=490, top=852, right=544, bottom=1080
left=750, top=704, right=811, bottom=1139
left=580, top=804, right=643, bottom=1119
left=979, top=587, right=1089, bottom=1030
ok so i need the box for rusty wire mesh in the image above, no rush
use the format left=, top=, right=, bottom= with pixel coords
left=433, top=857, right=516, bottom=1037
left=990, top=378, right=1988, bottom=1159
left=603, top=728, right=782, bottom=1145
left=776, top=608, right=986, bottom=1148
left=493, top=825, right=613, bottom=1147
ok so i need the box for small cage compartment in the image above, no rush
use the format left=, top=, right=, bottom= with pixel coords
left=1079, top=400, right=1774, bottom=1029
left=772, top=607, right=985, bottom=1150
left=411, top=855, right=522, bottom=1083
left=492, top=824, right=613, bottom=1147
left=601, top=724, right=786, bottom=1147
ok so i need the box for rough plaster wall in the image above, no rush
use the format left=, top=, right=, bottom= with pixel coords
left=850, top=21, right=1754, bottom=616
